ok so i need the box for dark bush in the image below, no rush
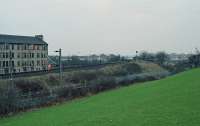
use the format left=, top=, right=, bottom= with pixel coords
left=95, top=76, right=117, bottom=90
left=46, top=75, right=60, bottom=86
left=65, top=70, right=99, bottom=83
left=122, top=62, right=142, bottom=74
left=14, top=79, right=47, bottom=94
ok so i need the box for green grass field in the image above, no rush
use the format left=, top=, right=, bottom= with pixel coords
left=1, top=68, right=200, bottom=126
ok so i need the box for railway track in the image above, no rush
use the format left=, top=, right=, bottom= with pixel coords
left=0, top=61, right=128, bottom=79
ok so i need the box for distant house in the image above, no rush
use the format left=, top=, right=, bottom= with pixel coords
left=0, top=34, right=48, bottom=75
left=168, top=53, right=191, bottom=62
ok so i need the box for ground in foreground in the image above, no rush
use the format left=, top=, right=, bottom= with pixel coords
left=0, top=69, right=200, bottom=126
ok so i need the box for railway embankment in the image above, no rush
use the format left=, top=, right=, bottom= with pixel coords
left=0, top=61, right=170, bottom=116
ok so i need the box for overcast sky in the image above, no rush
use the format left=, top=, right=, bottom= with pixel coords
left=0, top=0, right=200, bottom=55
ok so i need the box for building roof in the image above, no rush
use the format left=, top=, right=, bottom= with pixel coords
left=0, top=34, right=48, bottom=45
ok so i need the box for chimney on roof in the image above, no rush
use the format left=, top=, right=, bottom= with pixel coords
left=35, top=35, right=43, bottom=40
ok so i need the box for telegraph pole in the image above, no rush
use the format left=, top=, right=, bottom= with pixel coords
left=136, top=51, right=139, bottom=61
left=9, top=50, right=13, bottom=84
left=55, top=48, right=62, bottom=84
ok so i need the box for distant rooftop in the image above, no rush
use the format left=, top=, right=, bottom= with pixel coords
left=0, top=34, right=48, bottom=45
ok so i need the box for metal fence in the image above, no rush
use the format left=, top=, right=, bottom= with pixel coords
left=0, top=84, right=88, bottom=116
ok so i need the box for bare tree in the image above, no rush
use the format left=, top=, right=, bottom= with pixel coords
left=155, top=52, right=169, bottom=65
left=188, top=48, right=200, bottom=68
left=139, top=51, right=155, bottom=61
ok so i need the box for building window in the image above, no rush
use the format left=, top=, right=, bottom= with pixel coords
left=27, top=44, right=30, bottom=50
left=11, top=44, right=14, bottom=50
left=25, top=44, right=27, bottom=50
left=12, top=61, right=14, bottom=67
left=11, top=53, right=14, bottom=58
left=37, top=53, right=40, bottom=58
left=17, top=44, right=20, bottom=50
left=32, top=61, right=34, bottom=66
left=21, top=44, right=25, bottom=50
left=42, top=45, right=46, bottom=50
left=6, top=44, right=9, bottom=50
left=6, top=61, right=9, bottom=67
left=23, top=67, right=27, bottom=72
left=32, top=53, right=34, bottom=58
left=2, top=53, right=5, bottom=58
left=3, top=61, right=5, bottom=67
left=5, top=53, right=8, bottom=58
left=0, top=44, right=3, bottom=50
left=37, top=61, right=40, bottom=66
left=22, top=61, right=24, bottom=66
left=17, top=53, right=20, bottom=58
left=33, top=45, right=36, bottom=50
left=17, top=61, right=20, bottom=67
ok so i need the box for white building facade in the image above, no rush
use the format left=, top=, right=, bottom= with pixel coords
left=0, top=34, right=48, bottom=75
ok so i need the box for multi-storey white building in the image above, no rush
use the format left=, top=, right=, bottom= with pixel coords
left=0, top=34, right=48, bottom=75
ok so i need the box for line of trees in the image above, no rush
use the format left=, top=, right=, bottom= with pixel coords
left=188, top=54, right=200, bottom=68
left=136, top=50, right=200, bottom=73
left=137, top=51, right=169, bottom=66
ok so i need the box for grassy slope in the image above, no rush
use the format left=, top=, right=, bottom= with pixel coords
left=1, top=69, right=200, bottom=126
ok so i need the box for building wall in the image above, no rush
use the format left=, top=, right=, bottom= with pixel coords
left=0, top=43, right=48, bottom=74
